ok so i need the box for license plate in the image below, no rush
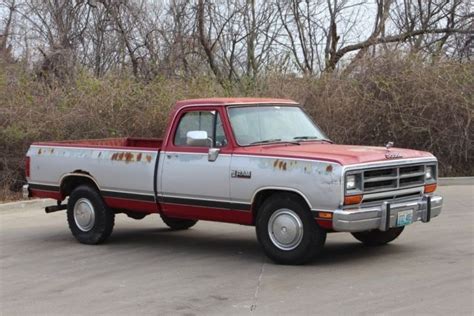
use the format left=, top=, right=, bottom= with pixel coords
left=397, top=209, right=413, bottom=227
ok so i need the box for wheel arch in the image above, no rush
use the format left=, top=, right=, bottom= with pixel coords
left=60, top=171, right=101, bottom=198
left=250, top=187, right=313, bottom=224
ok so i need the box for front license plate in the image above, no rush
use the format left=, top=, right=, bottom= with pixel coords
left=397, top=209, right=413, bottom=227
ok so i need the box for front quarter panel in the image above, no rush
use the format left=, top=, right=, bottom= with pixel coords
left=230, top=155, right=343, bottom=211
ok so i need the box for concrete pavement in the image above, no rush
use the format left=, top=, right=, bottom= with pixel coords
left=0, top=185, right=473, bottom=315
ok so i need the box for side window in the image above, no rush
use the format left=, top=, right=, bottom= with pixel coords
left=174, top=111, right=228, bottom=147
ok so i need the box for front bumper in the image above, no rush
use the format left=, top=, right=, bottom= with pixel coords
left=333, top=195, right=442, bottom=232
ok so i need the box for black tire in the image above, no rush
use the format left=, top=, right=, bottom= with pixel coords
left=161, top=214, right=197, bottom=230
left=351, top=227, right=404, bottom=246
left=67, top=185, right=115, bottom=244
left=256, top=193, right=326, bottom=265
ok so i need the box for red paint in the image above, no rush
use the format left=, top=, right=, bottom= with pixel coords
left=162, top=203, right=253, bottom=225
left=175, top=97, right=297, bottom=108
left=25, top=156, right=30, bottom=178
left=103, top=197, right=159, bottom=213
left=316, top=219, right=333, bottom=230
left=233, top=143, right=433, bottom=166
left=33, top=137, right=162, bottom=151
left=30, top=189, right=62, bottom=200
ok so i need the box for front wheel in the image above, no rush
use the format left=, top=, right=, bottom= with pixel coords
left=351, top=227, right=404, bottom=246
left=256, top=194, right=326, bottom=265
left=67, top=185, right=115, bottom=244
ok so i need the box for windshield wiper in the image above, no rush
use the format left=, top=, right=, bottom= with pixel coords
left=293, top=136, right=333, bottom=144
left=293, top=136, right=320, bottom=140
left=248, top=138, right=300, bottom=146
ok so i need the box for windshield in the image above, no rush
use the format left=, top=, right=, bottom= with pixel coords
left=227, top=105, right=328, bottom=146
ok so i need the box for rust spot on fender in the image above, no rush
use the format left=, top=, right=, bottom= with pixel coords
left=326, top=165, right=333, bottom=173
left=273, top=159, right=288, bottom=171
left=124, top=152, right=134, bottom=163
left=136, top=153, right=142, bottom=161
left=118, top=152, right=125, bottom=160
left=145, top=155, right=152, bottom=163
left=111, top=153, right=118, bottom=160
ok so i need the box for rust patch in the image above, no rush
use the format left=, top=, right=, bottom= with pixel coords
left=145, top=155, right=152, bottom=163
left=273, top=159, right=288, bottom=171
left=111, top=153, right=118, bottom=160
left=37, top=148, right=42, bottom=155
left=136, top=153, right=142, bottom=161
left=124, top=152, right=134, bottom=163
left=326, top=165, right=333, bottom=173
left=118, top=152, right=125, bottom=160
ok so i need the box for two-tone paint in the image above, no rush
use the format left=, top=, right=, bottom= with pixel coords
left=25, top=98, right=442, bottom=231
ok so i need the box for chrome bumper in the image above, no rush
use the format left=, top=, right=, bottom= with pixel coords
left=333, top=195, right=442, bottom=232
left=22, top=184, right=30, bottom=199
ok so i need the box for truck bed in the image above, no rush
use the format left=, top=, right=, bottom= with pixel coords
left=27, top=137, right=162, bottom=212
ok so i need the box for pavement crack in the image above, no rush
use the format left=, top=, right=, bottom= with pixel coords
left=250, top=259, right=266, bottom=312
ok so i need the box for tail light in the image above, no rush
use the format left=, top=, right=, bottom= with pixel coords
left=25, top=156, right=30, bottom=178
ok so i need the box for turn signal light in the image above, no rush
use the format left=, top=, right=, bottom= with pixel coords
left=424, top=183, right=437, bottom=193
left=344, top=194, right=362, bottom=205
left=318, top=211, right=333, bottom=219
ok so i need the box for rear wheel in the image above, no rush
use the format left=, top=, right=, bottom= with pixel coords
left=161, top=215, right=197, bottom=230
left=67, top=185, right=115, bottom=244
left=351, top=227, right=404, bottom=246
left=256, top=193, right=326, bottom=265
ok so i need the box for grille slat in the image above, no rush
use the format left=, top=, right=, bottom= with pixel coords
left=364, top=175, right=398, bottom=183
left=362, top=164, right=426, bottom=193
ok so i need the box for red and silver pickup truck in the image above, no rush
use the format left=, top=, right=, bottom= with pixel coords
left=23, top=98, right=442, bottom=264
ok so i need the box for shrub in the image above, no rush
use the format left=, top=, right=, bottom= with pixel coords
left=0, top=55, right=472, bottom=200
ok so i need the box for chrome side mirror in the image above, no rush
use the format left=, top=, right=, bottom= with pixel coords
left=208, top=148, right=220, bottom=162
left=186, top=130, right=208, bottom=147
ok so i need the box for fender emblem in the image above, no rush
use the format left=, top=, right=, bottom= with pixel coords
left=231, top=170, right=252, bottom=179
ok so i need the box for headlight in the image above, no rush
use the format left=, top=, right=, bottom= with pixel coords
left=346, top=175, right=357, bottom=190
left=425, top=166, right=434, bottom=180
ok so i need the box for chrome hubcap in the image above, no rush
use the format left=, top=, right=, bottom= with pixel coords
left=268, top=208, right=303, bottom=251
left=73, top=198, right=95, bottom=232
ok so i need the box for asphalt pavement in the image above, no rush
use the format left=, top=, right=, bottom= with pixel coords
left=0, top=185, right=473, bottom=315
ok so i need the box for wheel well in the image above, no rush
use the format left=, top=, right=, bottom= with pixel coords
left=60, top=173, right=100, bottom=198
left=251, top=189, right=310, bottom=224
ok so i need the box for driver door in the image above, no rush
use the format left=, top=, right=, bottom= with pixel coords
left=159, top=109, right=231, bottom=216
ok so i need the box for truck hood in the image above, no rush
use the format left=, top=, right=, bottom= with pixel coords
left=235, top=143, right=434, bottom=165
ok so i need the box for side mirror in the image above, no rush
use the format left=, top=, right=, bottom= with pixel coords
left=186, top=131, right=208, bottom=147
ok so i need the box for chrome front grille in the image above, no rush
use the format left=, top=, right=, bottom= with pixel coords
left=362, top=164, right=426, bottom=193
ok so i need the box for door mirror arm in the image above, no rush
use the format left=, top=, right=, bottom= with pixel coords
left=208, top=148, right=220, bottom=162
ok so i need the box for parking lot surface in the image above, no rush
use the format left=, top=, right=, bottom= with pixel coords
left=1, top=185, right=473, bottom=315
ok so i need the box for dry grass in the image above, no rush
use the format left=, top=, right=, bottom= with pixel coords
left=1, top=54, right=472, bottom=200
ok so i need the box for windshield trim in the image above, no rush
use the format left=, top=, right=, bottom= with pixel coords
left=225, top=104, right=331, bottom=147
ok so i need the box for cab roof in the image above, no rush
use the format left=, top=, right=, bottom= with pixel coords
left=174, top=97, right=298, bottom=110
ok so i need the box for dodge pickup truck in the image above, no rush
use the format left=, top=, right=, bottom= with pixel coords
left=23, top=98, right=442, bottom=264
